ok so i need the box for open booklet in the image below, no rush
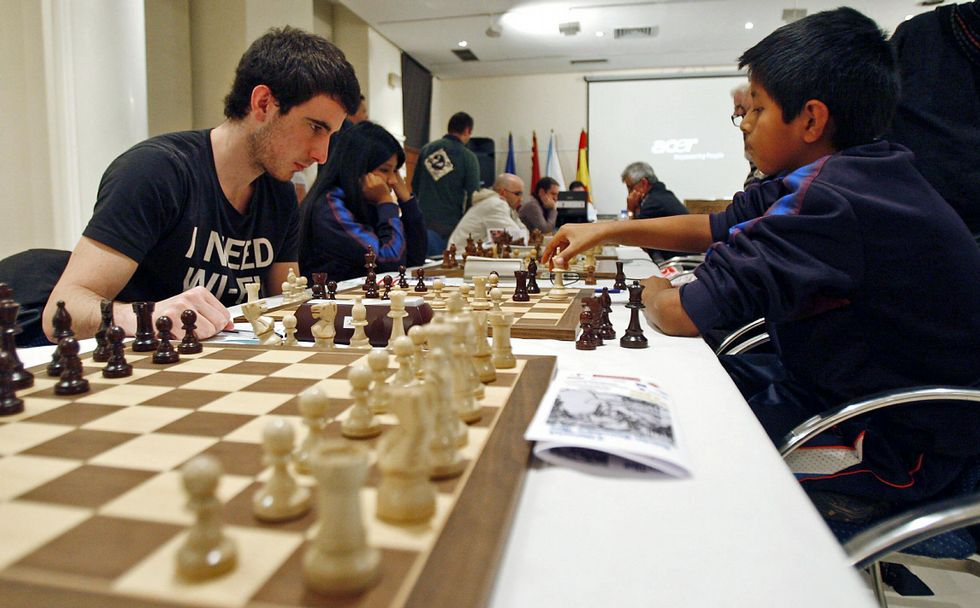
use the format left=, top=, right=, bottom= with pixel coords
left=525, top=372, right=692, bottom=478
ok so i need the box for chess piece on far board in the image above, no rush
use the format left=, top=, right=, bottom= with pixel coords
left=46, top=300, right=74, bottom=377
left=613, top=261, right=628, bottom=290
left=176, top=455, right=237, bottom=580
left=620, top=280, right=649, bottom=349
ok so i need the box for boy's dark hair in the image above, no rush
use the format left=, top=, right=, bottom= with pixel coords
left=447, top=112, right=474, bottom=134
left=298, top=122, right=405, bottom=262
left=738, top=7, right=899, bottom=150
left=568, top=180, right=586, bottom=190
left=224, top=26, right=361, bottom=120
left=533, top=177, right=560, bottom=203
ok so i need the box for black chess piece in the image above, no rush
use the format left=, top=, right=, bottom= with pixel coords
left=575, top=306, right=597, bottom=351
left=131, top=302, right=159, bottom=352
left=363, top=246, right=377, bottom=291
left=93, top=299, right=114, bottom=362
left=153, top=316, right=180, bottom=364
left=46, top=300, right=74, bottom=377
left=613, top=261, right=628, bottom=290
left=0, top=285, right=33, bottom=389
left=364, top=272, right=379, bottom=299
left=381, top=275, right=393, bottom=300
left=620, top=281, right=649, bottom=349
left=54, top=336, right=90, bottom=395
left=448, top=243, right=458, bottom=268
left=311, top=273, right=327, bottom=299
left=103, top=325, right=132, bottom=378
left=414, top=268, right=428, bottom=293
left=326, top=281, right=338, bottom=300
left=526, top=259, right=541, bottom=294
left=178, top=309, right=203, bottom=355
left=599, top=288, right=616, bottom=340
left=0, top=351, right=24, bottom=416
left=397, top=266, right=409, bottom=289
left=512, top=270, right=530, bottom=302
left=586, top=298, right=604, bottom=346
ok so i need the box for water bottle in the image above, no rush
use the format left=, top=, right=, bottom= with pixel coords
left=618, top=208, right=629, bottom=221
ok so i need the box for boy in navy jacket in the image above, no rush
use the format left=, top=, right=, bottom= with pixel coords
left=545, top=8, right=980, bottom=507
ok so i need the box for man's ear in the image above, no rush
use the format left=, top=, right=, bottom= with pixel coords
left=799, top=99, right=831, bottom=144
left=250, top=85, right=277, bottom=122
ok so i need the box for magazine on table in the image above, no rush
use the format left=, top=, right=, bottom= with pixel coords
left=525, top=372, right=692, bottom=478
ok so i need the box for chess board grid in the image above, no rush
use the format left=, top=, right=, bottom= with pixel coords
left=0, top=343, right=556, bottom=608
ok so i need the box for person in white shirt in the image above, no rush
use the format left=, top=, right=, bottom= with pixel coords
left=447, top=173, right=528, bottom=250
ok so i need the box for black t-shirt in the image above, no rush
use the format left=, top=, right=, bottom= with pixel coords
left=83, top=130, right=299, bottom=306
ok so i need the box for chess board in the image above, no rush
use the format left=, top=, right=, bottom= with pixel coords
left=0, top=343, right=556, bottom=608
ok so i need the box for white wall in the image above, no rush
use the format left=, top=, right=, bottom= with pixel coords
left=366, top=29, right=404, bottom=142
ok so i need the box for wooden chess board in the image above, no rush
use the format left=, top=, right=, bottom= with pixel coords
left=0, top=343, right=556, bottom=608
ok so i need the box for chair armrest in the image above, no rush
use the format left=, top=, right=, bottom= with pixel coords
left=778, top=387, right=980, bottom=458
left=714, top=317, right=767, bottom=355
left=844, top=492, right=980, bottom=569
left=658, top=255, right=705, bottom=271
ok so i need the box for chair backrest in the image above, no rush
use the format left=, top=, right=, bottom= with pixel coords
left=0, top=248, right=71, bottom=346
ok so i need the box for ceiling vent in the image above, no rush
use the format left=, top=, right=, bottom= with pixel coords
left=559, top=21, right=581, bottom=36
left=782, top=8, right=807, bottom=22
left=570, top=58, right=608, bottom=65
left=614, top=26, right=658, bottom=40
left=452, top=48, right=479, bottom=62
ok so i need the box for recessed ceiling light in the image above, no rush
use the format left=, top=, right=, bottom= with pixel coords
left=458, top=40, right=468, bottom=48
left=595, top=31, right=605, bottom=37
left=745, top=22, right=754, bottom=30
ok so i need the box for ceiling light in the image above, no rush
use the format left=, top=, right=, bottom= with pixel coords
left=745, top=22, right=754, bottom=30
left=501, top=4, right=573, bottom=36
left=595, top=31, right=605, bottom=37
left=458, top=40, right=468, bottom=48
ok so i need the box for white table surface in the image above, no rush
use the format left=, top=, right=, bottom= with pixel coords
left=19, top=248, right=874, bottom=607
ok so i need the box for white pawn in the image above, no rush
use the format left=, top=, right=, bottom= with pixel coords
left=343, top=365, right=382, bottom=439
left=490, top=287, right=504, bottom=312
left=281, top=280, right=294, bottom=303
left=176, top=455, right=237, bottom=580
left=254, top=418, right=311, bottom=522
left=366, top=348, right=391, bottom=414
left=458, top=284, right=472, bottom=310
left=431, top=279, right=447, bottom=310
left=386, top=290, right=408, bottom=348
left=349, top=297, right=370, bottom=348
left=376, top=384, right=436, bottom=524
left=488, top=273, right=500, bottom=290
left=281, top=314, right=299, bottom=346
left=489, top=311, right=517, bottom=369
left=303, top=441, right=380, bottom=595
left=310, top=302, right=337, bottom=350
left=294, top=386, right=331, bottom=474
left=408, top=324, right=427, bottom=379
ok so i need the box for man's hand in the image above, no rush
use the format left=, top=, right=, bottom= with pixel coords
left=392, top=171, right=412, bottom=202
left=362, top=173, right=396, bottom=205
left=541, top=190, right=558, bottom=210
left=542, top=223, right=610, bottom=269
left=153, top=287, right=233, bottom=340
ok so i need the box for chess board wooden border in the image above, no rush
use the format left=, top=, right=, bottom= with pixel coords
left=0, top=343, right=557, bottom=608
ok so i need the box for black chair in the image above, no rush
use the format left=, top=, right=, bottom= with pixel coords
left=0, top=248, right=71, bottom=346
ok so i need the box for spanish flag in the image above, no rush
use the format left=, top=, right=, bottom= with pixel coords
left=530, top=131, right=541, bottom=188
left=575, top=129, right=591, bottom=193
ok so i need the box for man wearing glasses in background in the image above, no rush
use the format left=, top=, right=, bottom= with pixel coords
left=447, top=173, right=528, bottom=251
left=731, top=83, right=766, bottom=188
left=620, top=162, right=688, bottom=263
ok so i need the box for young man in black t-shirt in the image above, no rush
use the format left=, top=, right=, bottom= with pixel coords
left=44, top=27, right=360, bottom=341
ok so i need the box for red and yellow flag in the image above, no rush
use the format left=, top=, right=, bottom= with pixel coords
left=575, top=129, right=591, bottom=193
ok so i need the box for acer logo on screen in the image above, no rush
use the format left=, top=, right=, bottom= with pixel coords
left=651, top=138, right=699, bottom=154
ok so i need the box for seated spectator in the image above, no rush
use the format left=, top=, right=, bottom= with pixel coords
left=447, top=173, right=528, bottom=250
left=569, top=180, right=597, bottom=222
left=519, top=177, right=559, bottom=233
left=298, top=122, right=426, bottom=282
left=621, top=161, right=689, bottom=262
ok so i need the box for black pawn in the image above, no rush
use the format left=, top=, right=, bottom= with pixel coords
left=153, top=316, right=180, bottom=364
left=54, top=337, right=89, bottom=395
left=46, top=300, right=74, bottom=377
left=512, top=270, right=530, bottom=302
left=414, top=268, right=428, bottom=293
left=364, top=272, right=379, bottom=299
left=0, top=285, right=33, bottom=389
left=613, top=261, right=628, bottom=290
left=0, top=351, right=24, bottom=416
left=381, top=275, right=393, bottom=300
left=398, top=265, right=409, bottom=289
left=132, top=302, right=159, bottom=352
left=326, top=281, right=338, bottom=300
left=177, top=310, right=203, bottom=355
left=526, top=260, right=541, bottom=294
left=103, top=325, right=132, bottom=378
left=311, top=273, right=327, bottom=299
left=575, top=307, right=597, bottom=351
left=620, top=281, right=649, bottom=349
left=93, top=299, right=114, bottom=362
left=599, top=288, right=616, bottom=340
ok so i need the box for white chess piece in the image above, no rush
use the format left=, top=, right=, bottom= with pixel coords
left=342, top=365, right=382, bottom=439
left=349, top=296, right=370, bottom=348
left=376, top=384, right=436, bottom=524
left=408, top=324, right=427, bottom=379
left=471, top=276, right=490, bottom=311
left=389, top=335, right=416, bottom=389
left=176, top=455, right=237, bottom=580
left=458, top=283, right=472, bottom=311
left=303, top=440, right=380, bottom=595
left=310, top=302, right=337, bottom=349
left=366, top=349, right=391, bottom=414
left=450, top=315, right=484, bottom=417
left=489, top=311, right=517, bottom=369
left=490, top=287, right=504, bottom=312
left=431, top=279, right=446, bottom=310
left=386, top=290, right=408, bottom=347
left=471, top=310, right=496, bottom=383
left=424, top=320, right=468, bottom=448
left=253, top=418, right=312, bottom=521
left=294, top=386, right=331, bottom=474
left=281, top=314, right=299, bottom=346
left=424, top=345, right=465, bottom=479
left=245, top=281, right=261, bottom=304
left=242, top=302, right=279, bottom=346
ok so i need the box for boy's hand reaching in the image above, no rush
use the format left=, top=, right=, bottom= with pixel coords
left=542, top=223, right=608, bottom=268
